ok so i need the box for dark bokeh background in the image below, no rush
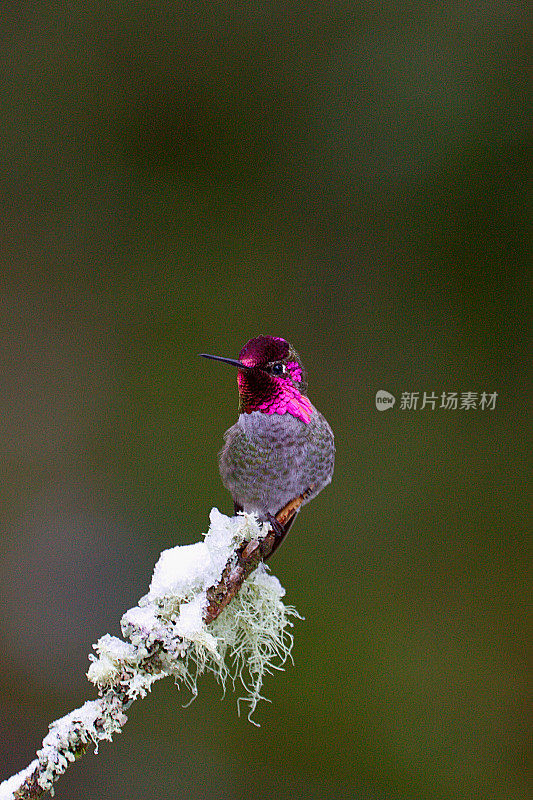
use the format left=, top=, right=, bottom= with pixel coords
left=1, top=4, right=529, bottom=799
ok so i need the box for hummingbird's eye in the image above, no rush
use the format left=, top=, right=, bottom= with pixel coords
left=269, top=362, right=286, bottom=376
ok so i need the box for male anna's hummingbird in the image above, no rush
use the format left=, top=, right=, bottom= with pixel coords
left=200, top=335, right=334, bottom=550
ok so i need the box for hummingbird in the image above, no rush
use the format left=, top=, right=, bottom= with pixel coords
left=200, top=335, right=334, bottom=553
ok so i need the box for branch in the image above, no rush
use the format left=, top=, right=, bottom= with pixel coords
left=0, top=507, right=304, bottom=800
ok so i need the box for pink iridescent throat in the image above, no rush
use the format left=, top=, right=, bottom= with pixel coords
left=237, top=372, right=313, bottom=424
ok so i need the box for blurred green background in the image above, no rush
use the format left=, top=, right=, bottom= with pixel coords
left=0, top=3, right=529, bottom=799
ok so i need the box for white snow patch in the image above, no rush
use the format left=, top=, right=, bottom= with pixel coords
left=147, top=508, right=267, bottom=602
left=0, top=761, right=38, bottom=800
left=174, top=594, right=218, bottom=654
left=121, top=604, right=159, bottom=632
left=148, top=542, right=212, bottom=599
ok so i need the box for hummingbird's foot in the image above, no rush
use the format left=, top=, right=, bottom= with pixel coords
left=262, top=511, right=298, bottom=560
left=266, top=513, right=286, bottom=539
left=263, top=487, right=314, bottom=560
left=265, top=506, right=302, bottom=555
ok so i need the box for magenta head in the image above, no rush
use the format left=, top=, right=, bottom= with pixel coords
left=200, top=335, right=312, bottom=422
left=238, top=335, right=290, bottom=367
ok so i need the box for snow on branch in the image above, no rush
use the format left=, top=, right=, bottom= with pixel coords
left=0, top=509, right=302, bottom=800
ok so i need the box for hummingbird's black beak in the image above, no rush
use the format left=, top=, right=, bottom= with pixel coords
left=199, top=353, right=250, bottom=369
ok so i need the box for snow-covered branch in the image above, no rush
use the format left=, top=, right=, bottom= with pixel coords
left=0, top=509, right=302, bottom=800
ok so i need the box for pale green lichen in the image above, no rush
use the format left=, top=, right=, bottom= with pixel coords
left=87, top=513, right=301, bottom=722
left=32, top=697, right=127, bottom=794
left=179, top=562, right=303, bottom=723
left=213, top=564, right=303, bottom=723
left=0, top=511, right=303, bottom=800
